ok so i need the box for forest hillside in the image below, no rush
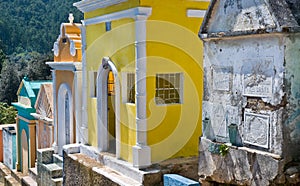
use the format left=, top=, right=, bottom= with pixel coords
left=0, top=0, right=82, bottom=123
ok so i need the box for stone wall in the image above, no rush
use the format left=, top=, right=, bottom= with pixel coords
left=200, top=33, right=300, bottom=185
left=198, top=138, right=291, bottom=185
left=63, top=152, right=119, bottom=186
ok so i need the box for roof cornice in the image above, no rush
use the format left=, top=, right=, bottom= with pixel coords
left=46, top=62, right=82, bottom=71
left=74, top=0, right=128, bottom=13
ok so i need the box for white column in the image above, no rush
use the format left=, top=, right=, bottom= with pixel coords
left=132, top=14, right=151, bottom=169
left=74, top=70, right=82, bottom=143
left=80, top=25, right=89, bottom=144
left=51, top=70, right=58, bottom=153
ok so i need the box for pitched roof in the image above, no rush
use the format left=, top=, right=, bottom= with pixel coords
left=200, top=0, right=300, bottom=39
left=35, top=83, right=53, bottom=119
left=17, top=78, right=52, bottom=98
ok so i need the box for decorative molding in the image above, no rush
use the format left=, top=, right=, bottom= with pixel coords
left=187, top=9, right=207, bottom=18
left=17, top=115, right=36, bottom=124
left=53, top=42, right=59, bottom=57
left=82, top=7, right=152, bottom=26
left=31, top=113, right=53, bottom=124
left=46, top=62, right=82, bottom=71
left=57, top=83, right=74, bottom=156
left=97, top=57, right=121, bottom=158
left=74, top=0, right=128, bottom=13
left=70, top=40, right=76, bottom=57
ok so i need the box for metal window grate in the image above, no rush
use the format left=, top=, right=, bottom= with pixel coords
left=155, top=73, right=181, bottom=104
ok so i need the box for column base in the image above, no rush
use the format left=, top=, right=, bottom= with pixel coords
left=52, top=142, right=58, bottom=154
left=132, top=145, right=151, bottom=169
left=80, top=126, right=88, bottom=145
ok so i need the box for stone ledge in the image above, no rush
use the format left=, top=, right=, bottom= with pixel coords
left=198, top=137, right=292, bottom=185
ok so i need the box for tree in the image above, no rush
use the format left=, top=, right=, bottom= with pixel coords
left=0, top=47, right=6, bottom=73
left=0, top=102, right=17, bottom=124
left=0, top=60, right=20, bottom=104
left=26, top=52, right=52, bottom=80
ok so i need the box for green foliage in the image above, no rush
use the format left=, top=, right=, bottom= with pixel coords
left=0, top=102, right=17, bottom=124
left=0, top=0, right=83, bottom=54
left=0, top=60, right=20, bottom=104
left=0, top=52, right=53, bottom=104
left=219, top=144, right=229, bottom=156
left=0, top=48, right=6, bottom=72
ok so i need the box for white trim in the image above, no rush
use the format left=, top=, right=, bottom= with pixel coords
left=31, top=113, right=53, bottom=123
left=74, top=71, right=82, bottom=144
left=51, top=70, right=58, bottom=153
left=97, top=57, right=121, bottom=158
left=132, top=15, right=151, bottom=169
left=82, top=7, right=152, bottom=26
left=74, top=0, right=128, bottom=13
left=46, top=62, right=82, bottom=71
left=80, top=26, right=89, bottom=145
left=57, top=83, right=74, bottom=156
left=186, top=9, right=207, bottom=18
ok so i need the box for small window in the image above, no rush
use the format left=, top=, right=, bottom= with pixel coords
left=105, top=21, right=112, bottom=32
left=155, top=73, right=182, bottom=105
left=89, top=71, right=97, bottom=97
left=127, top=73, right=135, bottom=103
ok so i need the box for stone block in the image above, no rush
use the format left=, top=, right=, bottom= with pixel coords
left=45, top=163, right=63, bottom=179
left=37, top=148, right=54, bottom=164
left=164, top=174, right=199, bottom=186
left=198, top=137, right=287, bottom=185
left=63, top=144, right=80, bottom=154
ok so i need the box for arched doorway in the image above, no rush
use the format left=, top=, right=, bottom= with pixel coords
left=107, top=71, right=116, bottom=153
left=97, top=57, right=120, bottom=158
left=57, top=83, right=73, bottom=156
left=21, top=130, right=28, bottom=174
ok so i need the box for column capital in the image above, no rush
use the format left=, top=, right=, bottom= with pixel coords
left=134, top=14, right=149, bottom=21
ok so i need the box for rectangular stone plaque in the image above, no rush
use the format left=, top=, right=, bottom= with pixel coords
left=212, top=66, right=232, bottom=91
left=212, top=104, right=228, bottom=141
left=243, top=112, right=270, bottom=148
left=243, top=75, right=272, bottom=97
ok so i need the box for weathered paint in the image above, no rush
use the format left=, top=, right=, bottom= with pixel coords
left=199, top=0, right=300, bottom=184
left=2, top=126, right=16, bottom=170
left=12, top=79, right=49, bottom=172
left=79, top=0, right=209, bottom=164
left=283, top=33, right=300, bottom=161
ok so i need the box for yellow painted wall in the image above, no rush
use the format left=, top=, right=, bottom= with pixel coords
left=142, top=0, right=208, bottom=163
left=86, top=18, right=137, bottom=162
left=84, top=0, right=209, bottom=163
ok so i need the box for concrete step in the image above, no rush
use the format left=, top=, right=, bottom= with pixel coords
left=52, top=154, right=63, bottom=168
left=4, top=175, right=21, bottom=186
left=99, top=153, right=160, bottom=184
left=10, top=170, right=27, bottom=184
left=0, top=162, right=11, bottom=184
left=67, top=153, right=142, bottom=186
left=92, top=166, right=142, bottom=186
left=51, top=177, right=63, bottom=186
left=79, top=144, right=160, bottom=184
left=44, top=164, right=62, bottom=179
left=21, top=176, right=37, bottom=186
left=28, top=167, right=37, bottom=182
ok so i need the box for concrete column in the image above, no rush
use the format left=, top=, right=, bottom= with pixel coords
left=35, top=120, right=39, bottom=149
left=28, top=122, right=36, bottom=168
left=132, top=14, right=151, bottom=169
left=51, top=70, right=58, bottom=153
left=74, top=71, right=82, bottom=143
left=80, top=25, right=89, bottom=144
left=15, top=117, right=20, bottom=171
